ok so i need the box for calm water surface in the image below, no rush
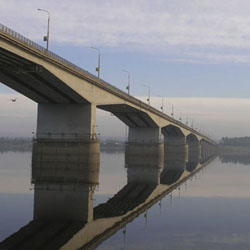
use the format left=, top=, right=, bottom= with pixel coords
left=1, top=151, right=250, bottom=249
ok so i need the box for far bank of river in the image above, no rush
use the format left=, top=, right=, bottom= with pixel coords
left=218, top=145, right=250, bottom=156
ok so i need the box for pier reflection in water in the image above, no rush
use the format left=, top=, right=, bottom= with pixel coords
left=0, top=143, right=215, bottom=250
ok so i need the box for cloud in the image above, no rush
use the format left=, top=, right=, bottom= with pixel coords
left=2, top=0, right=250, bottom=63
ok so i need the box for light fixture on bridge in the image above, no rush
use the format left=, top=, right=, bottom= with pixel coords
left=158, top=95, right=164, bottom=113
left=37, top=8, right=50, bottom=52
left=91, top=47, right=101, bottom=79
left=122, top=70, right=131, bottom=95
left=171, top=105, right=174, bottom=118
left=143, top=84, right=151, bottom=105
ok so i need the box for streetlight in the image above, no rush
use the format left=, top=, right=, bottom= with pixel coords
left=143, top=84, right=150, bottom=105
left=37, top=8, right=50, bottom=52
left=191, top=119, right=194, bottom=129
left=158, top=96, right=164, bottom=112
left=122, top=70, right=130, bottom=95
left=179, top=112, right=182, bottom=122
left=91, top=47, right=101, bottom=78
left=171, top=104, right=174, bottom=118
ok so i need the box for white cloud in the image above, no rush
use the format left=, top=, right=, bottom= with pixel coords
left=2, top=0, right=250, bottom=63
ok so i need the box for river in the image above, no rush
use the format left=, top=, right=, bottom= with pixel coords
left=0, top=151, right=250, bottom=249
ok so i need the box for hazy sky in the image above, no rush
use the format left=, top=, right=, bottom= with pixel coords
left=1, top=0, right=250, bottom=139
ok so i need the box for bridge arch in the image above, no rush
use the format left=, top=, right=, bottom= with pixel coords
left=162, top=124, right=185, bottom=145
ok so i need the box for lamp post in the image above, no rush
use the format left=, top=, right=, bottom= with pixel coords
left=37, top=8, right=50, bottom=52
left=158, top=96, right=164, bottom=112
left=91, top=47, right=101, bottom=78
left=143, top=84, right=151, bottom=105
left=171, top=105, right=174, bottom=118
left=122, top=70, right=130, bottom=95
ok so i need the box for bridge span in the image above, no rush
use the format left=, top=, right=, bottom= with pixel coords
left=0, top=23, right=216, bottom=167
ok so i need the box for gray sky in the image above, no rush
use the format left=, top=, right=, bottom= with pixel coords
left=1, top=0, right=250, bottom=139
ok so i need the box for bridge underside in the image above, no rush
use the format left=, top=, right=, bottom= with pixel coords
left=0, top=48, right=88, bottom=104
left=99, top=104, right=158, bottom=128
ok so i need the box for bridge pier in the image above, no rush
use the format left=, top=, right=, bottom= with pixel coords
left=32, top=103, right=100, bottom=177
left=200, top=140, right=215, bottom=163
left=160, top=134, right=187, bottom=185
left=186, top=134, right=200, bottom=172
left=125, top=127, right=163, bottom=184
left=162, top=125, right=188, bottom=165
left=125, top=127, right=163, bottom=163
left=32, top=112, right=100, bottom=223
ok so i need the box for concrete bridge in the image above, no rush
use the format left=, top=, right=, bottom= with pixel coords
left=0, top=23, right=216, bottom=167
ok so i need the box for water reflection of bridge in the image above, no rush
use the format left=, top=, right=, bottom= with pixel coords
left=0, top=145, right=215, bottom=250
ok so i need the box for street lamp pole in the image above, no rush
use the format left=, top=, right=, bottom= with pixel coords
left=143, top=84, right=150, bottom=105
left=158, top=95, right=164, bottom=112
left=161, top=97, right=164, bottom=112
left=37, top=8, right=50, bottom=52
left=91, top=47, right=101, bottom=78
left=122, top=70, right=130, bottom=95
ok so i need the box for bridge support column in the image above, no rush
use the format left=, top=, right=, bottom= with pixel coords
left=32, top=103, right=100, bottom=175
left=160, top=136, right=187, bottom=185
left=126, top=128, right=163, bottom=184
left=164, top=137, right=188, bottom=163
left=125, top=127, right=164, bottom=174
left=186, top=134, right=200, bottom=172
left=161, top=125, right=188, bottom=168
left=201, top=140, right=212, bottom=163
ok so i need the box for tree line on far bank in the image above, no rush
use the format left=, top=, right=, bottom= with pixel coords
left=220, top=137, right=250, bottom=146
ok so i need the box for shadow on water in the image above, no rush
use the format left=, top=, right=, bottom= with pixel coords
left=0, top=143, right=216, bottom=250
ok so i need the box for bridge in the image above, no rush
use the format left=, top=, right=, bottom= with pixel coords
left=0, top=23, right=216, bottom=169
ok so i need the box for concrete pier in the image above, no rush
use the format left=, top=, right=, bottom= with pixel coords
left=162, top=125, right=187, bottom=156
left=125, top=127, right=164, bottom=169
left=186, top=134, right=200, bottom=172
left=32, top=103, right=100, bottom=181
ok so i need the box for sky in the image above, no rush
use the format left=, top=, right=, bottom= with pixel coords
left=1, top=0, right=250, bottom=139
